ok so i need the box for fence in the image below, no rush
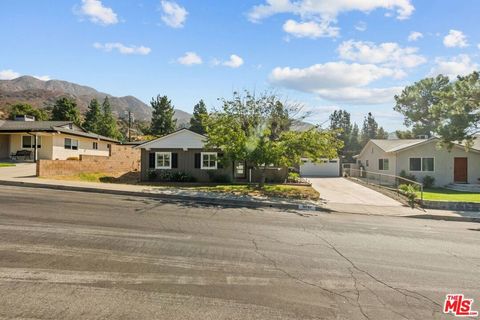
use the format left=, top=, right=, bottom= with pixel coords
left=344, top=168, right=424, bottom=205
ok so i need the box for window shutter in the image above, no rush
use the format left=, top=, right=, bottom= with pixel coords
left=149, top=153, right=155, bottom=169
left=218, top=153, right=224, bottom=169
left=172, top=153, right=178, bottom=168
left=194, top=153, right=201, bottom=169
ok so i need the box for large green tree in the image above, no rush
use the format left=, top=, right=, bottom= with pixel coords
left=83, top=98, right=102, bottom=133
left=205, top=91, right=342, bottom=187
left=361, top=112, right=379, bottom=145
left=98, top=97, right=121, bottom=139
left=150, top=95, right=177, bottom=136
left=51, top=97, right=81, bottom=125
left=329, top=110, right=353, bottom=158
left=189, top=100, right=209, bottom=134
left=8, top=103, right=48, bottom=120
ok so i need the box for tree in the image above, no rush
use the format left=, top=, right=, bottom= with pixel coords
left=377, top=127, right=389, bottom=139
left=150, top=95, right=177, bottom=136
left=361, top=112, right=379, bottom=145
left=349, top=123, right=361, bottom=154
left=98, top=97, right=121, bottom=139
left=8, top=103, right=48, bottom=120
left=395, top=130, right=415, bottom=139
left=394, top=75, right=450, bottom=137
left=189, top=100, right=209, bottom=134
left=205, top=91, right=342, bottom=187
left=83, top=98, right=102, bottom=133
left=329, top=109, right=352, bottom=158
left=51, top=97, right=81, bottom=125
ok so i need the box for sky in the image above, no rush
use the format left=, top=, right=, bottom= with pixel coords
left=1, top=0, right=479, bottom=130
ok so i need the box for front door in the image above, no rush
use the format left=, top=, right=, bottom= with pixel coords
left=454, top=157, right=468, bottom=183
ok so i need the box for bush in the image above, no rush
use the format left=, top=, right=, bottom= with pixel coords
left=422, top=175, right=435, bottom=188
left=399, top=170, right=417, bottom=184
left=399, top=184, right=419, bottom=208
left=207, top=171, right=231, bottom=183
left=147, top=169, right=157, bottom=181
left=66, top=157, right=79, bottom=161
left=156, top=170, right=196, bottom=182
left=287, top=172, right=300, bottom=183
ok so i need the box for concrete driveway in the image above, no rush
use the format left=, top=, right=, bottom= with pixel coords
left=309, top=177, right=403, bottom=207
left=0, top=163, right=36, bottom=180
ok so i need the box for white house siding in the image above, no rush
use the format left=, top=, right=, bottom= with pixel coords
left=396, top=141, right=480, bottom=186
left=51, top=134, right=110, bottom=160
left=8, top=133, right=53, bottom=160
left=357, top=141, right=396, bottom=176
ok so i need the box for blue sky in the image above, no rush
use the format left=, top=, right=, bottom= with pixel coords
left=1, top=0, right=479, bottom=130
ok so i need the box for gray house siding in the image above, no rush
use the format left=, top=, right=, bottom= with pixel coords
left=141, top=148, right=233, bottom=182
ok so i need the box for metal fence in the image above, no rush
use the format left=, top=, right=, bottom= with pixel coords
left=344, top=168, right=424, bottom=205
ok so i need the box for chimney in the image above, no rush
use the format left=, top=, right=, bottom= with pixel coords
left=14, top=115, right=36, bottom=121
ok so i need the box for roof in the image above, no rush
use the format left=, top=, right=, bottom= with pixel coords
left=370, top=139, right=433, bottom=153
left=0, top=121, right=72, bottom=131
left=0, top=120, right=119, bottom=143
left=135, top=128, right=207, bottom=149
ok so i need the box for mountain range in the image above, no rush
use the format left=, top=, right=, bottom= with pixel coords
left=0, top=76, right=191, bottom=126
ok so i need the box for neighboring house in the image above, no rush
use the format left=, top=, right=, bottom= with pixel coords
left=355, top=136, right=480, bottom=186
left=135, top=128, right=287, bottom=183
left=0, top=116, right=118, bottom=161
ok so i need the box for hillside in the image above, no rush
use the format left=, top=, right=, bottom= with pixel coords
left=0, top=76, right=191, bottom=126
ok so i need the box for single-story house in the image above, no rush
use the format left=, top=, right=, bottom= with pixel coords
left=135, top=128, right=288, bottom=183
left=0, top=116, right=119, bottom=161
left=355, top=136, right=480, bottom=186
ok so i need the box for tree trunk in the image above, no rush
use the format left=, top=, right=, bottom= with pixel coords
left=259, top=167, right=267, bottom=188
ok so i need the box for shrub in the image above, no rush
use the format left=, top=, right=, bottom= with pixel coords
left=422, top=175, right=435, bottom=188
left=399, top=170, right=417, bottom=184
left=399, top=184, right=419, bottom=208
left=287, top=172, right=300, bottom=183
left=169, top=171, right=196, bottom=182
left=66, top=157, right=79, bottom=161
left=147, top=169, right=157, bottom=181
left=207, top=171, right=231, bottom=183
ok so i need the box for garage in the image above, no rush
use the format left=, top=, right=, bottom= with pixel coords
left=300, top=159, right=340, bottom=177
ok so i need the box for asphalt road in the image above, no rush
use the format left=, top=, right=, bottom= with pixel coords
left=0, top=186, right=478, bottom=319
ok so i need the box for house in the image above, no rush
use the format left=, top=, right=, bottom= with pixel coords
left=355, top=136, right=480, bottom=186
left=135, top=128, right=287, bottom=183
left=0, top=116, right=119, bottom=161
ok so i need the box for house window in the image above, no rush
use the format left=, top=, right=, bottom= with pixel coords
left=64, top=138, right=78, bottom=150
left=201, top=152, right=217, bottom=169
left=93, top=142, right=98, bottom=150
left=22, top=135, right=41, bottom=149
left=410, top=158, right=434, bottom=172
left=155, top=152, right=171, bottom=169
left=378, top=158, right=389, bottom=171
left=366, top=160, right=369, bottom=167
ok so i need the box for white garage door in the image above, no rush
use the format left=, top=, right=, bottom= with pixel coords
left=300, top=159, right=340, bottom=177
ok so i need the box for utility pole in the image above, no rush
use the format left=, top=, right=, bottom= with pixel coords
left=125, top=111, right=134, bottom=142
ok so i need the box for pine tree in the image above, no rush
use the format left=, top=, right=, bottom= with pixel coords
left=99, top=97, right=120, bottom=139
left=361, top=112, right=379, bottom=146
left=51, top=97, right=81, bottom=125
left=329, top=110, right=352, bottom=156
left=189, top=100, right=208, bottom=134
left=377, top=127, right=389, bottom=139
left=150, top=95, right=177, bottom=136
left=83, top=98, right=102, bottom=133
left=349, top=123, right=361, bottom=152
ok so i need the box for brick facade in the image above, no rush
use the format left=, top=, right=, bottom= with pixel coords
left=37, top=145, right=140, bottom=177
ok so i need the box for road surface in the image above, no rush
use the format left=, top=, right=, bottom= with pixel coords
left=0, top=185, right=478, bottom=319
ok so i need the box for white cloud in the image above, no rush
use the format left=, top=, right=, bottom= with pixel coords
left=160, top=0, right=188, bottom=28
left=177, top=52, right=202, bottom=65
left=0, top=70, right=50, bottom=81
left=407, top=31, right=423, bottom=42
left=214, top=54, right=244, bottom=68
left=0, top=69, right=21, bottom=80
left=248, top=0, right=414, bottom=38
left=283, top=19, right=339, bottom=38
left=429, top=54, right=478, bottom=78
left=354, top=21, right=367, bottom=32
left=78, top=0, right=118, bottom=25
left=93, top=42, right=151, bottom=55
left=269, top=61, right=404, bottom=104
left=443, top=29, right=468, bottom=48
left=338, top=40, right=426, bottom=68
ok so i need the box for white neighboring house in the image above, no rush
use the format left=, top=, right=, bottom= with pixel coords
left=355, top=136, right=480, bottom=186
left=299, top=158, right=340, bottom=177
left=0, top=117, right=119, bottom=161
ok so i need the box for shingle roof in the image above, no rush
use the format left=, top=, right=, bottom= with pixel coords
left=370, top=139, right=431, bottom=152
left=0, top=120, right=72, bottom=131
left=53, top=127, right=119, bottom=143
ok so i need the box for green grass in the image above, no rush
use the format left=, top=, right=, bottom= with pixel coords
left=418, top=188, right=480, bottom=203
left=0, top=163, right=15, bottom=167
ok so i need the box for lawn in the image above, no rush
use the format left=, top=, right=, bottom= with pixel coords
left=0, top=163, right=15, bottom=167
left=419, top=188, right=480, bottom=203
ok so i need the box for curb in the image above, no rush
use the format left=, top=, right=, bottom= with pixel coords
left=406, top=214, right=480, bottom=223
left=0, top=180, right=326, bottom=212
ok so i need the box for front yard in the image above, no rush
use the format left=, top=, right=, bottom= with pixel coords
left=0, top=163, right=15, bottom=167
left=419, top=188, right=480, bottom=203
left=46, top=172, right=319, bottom=201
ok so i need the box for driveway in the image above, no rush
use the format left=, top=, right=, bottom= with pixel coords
left=0, top=162, right=36, bottom=180
left=309, top=177, right=403, bottom=207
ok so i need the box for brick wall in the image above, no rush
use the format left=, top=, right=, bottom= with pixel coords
left=37, top=145, right=140, bottom=177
